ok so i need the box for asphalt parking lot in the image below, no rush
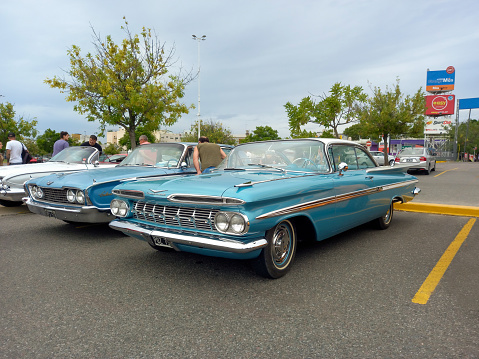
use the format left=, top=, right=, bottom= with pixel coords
left=1, top=161, right=478, bottom=358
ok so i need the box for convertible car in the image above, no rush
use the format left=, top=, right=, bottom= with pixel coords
left=24, top=143, right=233, bottom=223
left=0, top=146, right=115, bottom=207
left=108, top=139, right=420, bottom=278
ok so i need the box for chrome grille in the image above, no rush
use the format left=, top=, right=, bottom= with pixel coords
left=40, top=188, right=69, bottom=204
left=132, top=200, right=218, bottom=231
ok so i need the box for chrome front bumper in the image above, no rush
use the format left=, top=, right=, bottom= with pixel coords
left=109, top=220, right=268, bottom=254
left=25, top=198, right=113, bottom=223
left=0, top=188, right=25, bottom=202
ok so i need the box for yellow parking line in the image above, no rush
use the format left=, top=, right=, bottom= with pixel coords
left=412, top=218, right=476, bottom=305
left=434, top=167, right=458, bottom=177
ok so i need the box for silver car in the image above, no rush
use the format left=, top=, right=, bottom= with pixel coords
left=369, top=151, right=396, bottom=166
left=395, top=147, right=436, bottom=175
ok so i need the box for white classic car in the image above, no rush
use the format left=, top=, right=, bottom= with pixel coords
left=0, top=146, right=115, bottom=207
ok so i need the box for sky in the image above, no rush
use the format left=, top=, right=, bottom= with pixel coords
left=1, top=0, right=479, bottom=141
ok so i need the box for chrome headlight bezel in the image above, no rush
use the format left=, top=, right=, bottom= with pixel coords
left=29, top=185, right=44, bottom=199
left=110, top=199, right=129, bottom=218
left=75, top=190, right=85, bottom=204
left=214, top=211, right=249, bottom=235
left=66, top=189, right=76, bottom=203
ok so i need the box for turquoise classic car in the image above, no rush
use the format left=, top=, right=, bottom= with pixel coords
left=109, top=139, right=420, bottom=278
left=24, top=143, right=232, bottom=224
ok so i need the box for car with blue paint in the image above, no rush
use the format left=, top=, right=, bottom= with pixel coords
left=24, top=143, right=233, bottom=223
left=108, top=138, right=420, bottom=278
left=1, top=146, right=115, bottom=207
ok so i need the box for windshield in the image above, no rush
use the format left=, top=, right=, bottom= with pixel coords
left=399, top=147, right=425, bottom=156
left=50, top=146, right=98, bottom=164
left=224, top=140, right=329, bottom=173
left=119, top=143, right=187, bottom=167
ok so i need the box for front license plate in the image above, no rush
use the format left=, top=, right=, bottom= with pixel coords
left=44, top=209, right=56, bottom=218
left=152, top=236, right=173, bottom=248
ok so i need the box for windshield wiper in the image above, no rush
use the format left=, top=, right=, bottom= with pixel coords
left=247, top=163, right=286, bottom=173
left=224, top=167, right=246, bottom=171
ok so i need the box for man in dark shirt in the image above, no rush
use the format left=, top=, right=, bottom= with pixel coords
left=81, top=135, right=102, bottom=154
left=193, top=136, right=226, bottom=174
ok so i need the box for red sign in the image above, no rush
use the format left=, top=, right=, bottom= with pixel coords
left=425, top=95, right=455, bottom=116
left=446, top=66, right=455, bottom=74
left=366, top=141, right=372, bottom=147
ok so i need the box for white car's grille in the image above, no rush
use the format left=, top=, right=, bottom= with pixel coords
left=132, top=200, right=219, bottom=231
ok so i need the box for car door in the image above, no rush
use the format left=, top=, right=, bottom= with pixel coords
left=330, top=144, right=379, bottom=230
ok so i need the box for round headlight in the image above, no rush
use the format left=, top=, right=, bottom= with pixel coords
left=111, top=199, right=129, bottom=217
left=66, top=189, right=76, bottom=203
left=215, top=212, right=229, bottom=232
left=30, top=185, right=37, bottom=198
left=36, top=187, right=44, bottom=199
left=229, top=214, right=246, bottom=234
left=75, top=190, right=85, bottom=204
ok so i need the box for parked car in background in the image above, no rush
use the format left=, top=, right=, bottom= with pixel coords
left=369, top=151, right=396, bottom=166
left=25, top=143, right=233, bottom=223
left=108, top=138, right=420, bottom=279
left=395, top=147, right=436, bottom=175
left=0, top=147, right=115, bottom=207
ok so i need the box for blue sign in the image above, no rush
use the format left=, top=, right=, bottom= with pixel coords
left=458, top=97, right=479, bottom=110
left=426, top=70, right=455, bottom=91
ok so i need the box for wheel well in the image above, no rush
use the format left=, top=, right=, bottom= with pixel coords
left=287, top=215, right=316, bottom=243
left=392, top=196, right=404, bottom=204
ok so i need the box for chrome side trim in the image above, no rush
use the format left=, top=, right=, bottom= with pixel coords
left=256, top=179, right=418, bottom=220
left=235, top=173, right=320, bottom=187
left=109, top=220, right=267, bottom=254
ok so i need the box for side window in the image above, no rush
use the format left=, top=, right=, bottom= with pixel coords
left=355, top=147, right=376, bottom=169
left=330, top=145, right=358, bottom=170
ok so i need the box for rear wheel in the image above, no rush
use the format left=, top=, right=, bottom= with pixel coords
left=253, top=220, right=297, bottom=279
left=425, top=165, right=431, bottom=175
left=377, top=202, right=394, bottom=230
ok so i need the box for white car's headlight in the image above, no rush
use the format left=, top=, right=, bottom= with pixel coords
left=214, top=211, right=249, bottom=235
left=111, top=199, right=129, bottom=217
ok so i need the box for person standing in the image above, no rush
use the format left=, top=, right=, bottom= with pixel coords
left=81, top=135, right=102, bottom=154
left=193, top=136, right=227, bottom=174
left=52, top=131, right=70, bottom=156
left=139, top=135, right=151, bottom=145
left=6, top=132, right=25, bottom=165
left=0, top=141, right=4, bottom=165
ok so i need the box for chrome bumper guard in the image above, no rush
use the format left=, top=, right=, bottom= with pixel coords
left=109, top=220, right=268, bottom=254
left=25, top=198, right=112, bottom=223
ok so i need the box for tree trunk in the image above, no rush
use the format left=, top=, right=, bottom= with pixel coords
left=129, top=128, right=137, bottom=150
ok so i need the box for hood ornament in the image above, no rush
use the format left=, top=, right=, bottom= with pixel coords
left=149, top=189, right=167, bottom=193
left=46, top=181, right=54, bottom=185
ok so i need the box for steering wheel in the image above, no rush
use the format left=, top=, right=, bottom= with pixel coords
left=292, top=157, right=318, bottom=170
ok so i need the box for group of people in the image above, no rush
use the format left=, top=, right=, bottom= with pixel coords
left=2, top=131, right=225, bottom=173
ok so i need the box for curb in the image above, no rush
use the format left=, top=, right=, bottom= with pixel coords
left=394, top=202, right=479, bottom=218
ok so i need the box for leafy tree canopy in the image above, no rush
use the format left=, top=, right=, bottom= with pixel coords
left=450, top=119, right=479, bottom=156
left=182, top=120, right=236, bottom=145
left=285, top=82, right=367, bottom=138
left=241, top=126, right=281, bottom=143
left=44, top=18, right=194, bottom=150
left=36, top=128, right=60, bottom=154
left=103, top=143, right=124, bottom=156
left=358, top=78, right=426, bottom=162
left=0, top=101, right=38, bottom=146
left=118, top=124, right=156, bottom=150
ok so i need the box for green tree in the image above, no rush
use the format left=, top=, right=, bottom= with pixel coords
left=358, top=79, right=426, bottom=164
left=103, top=142, right=124, bottom=155
left=241, top=126, right=281, bottom=143
left=45, top=18, right=193, bottom=150
left=450, top=119, right=479, bottom=158
left=0, top=101, right=38, bottom=145
left=343, top=123, right=370, bottom=141
left=118, top=124, right=156, bottom=150
left=285, top=82, right=367, bottom=139
left=182, top=120, right=236, bottom=145
left=36, top=128, right=60, bottom=154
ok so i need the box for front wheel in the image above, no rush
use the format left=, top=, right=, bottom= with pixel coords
left=377, top=202, right=394, bottom=230
left=253, top=220, right=297, bottom=279
left=0, top=199, right=23, bottom=207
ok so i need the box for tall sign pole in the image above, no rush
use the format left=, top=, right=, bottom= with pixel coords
left=192, top=35, right=206, bottom=140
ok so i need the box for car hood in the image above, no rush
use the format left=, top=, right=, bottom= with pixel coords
left=115, top=170, right=323, bottom=202
left=30, top=166, right=194, bottom=189
left=0, top=161, right=113, bottom=179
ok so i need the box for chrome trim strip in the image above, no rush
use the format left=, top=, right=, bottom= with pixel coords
left=256, top=179, right=418, bottom=220
left=235, top=173, right=321, bottom=187
left=109, top=220, right=267, bottom=254
left=167, top=194, right=245, bottom=205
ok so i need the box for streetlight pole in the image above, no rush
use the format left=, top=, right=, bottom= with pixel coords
left=192, top=35, right=206, bottom=139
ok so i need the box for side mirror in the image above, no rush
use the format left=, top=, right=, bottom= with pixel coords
left=180, top=161, right=188, bottom=169
left=338, top=162, right=348, bottom=176
left=94, top=160, right=100, bottom=167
